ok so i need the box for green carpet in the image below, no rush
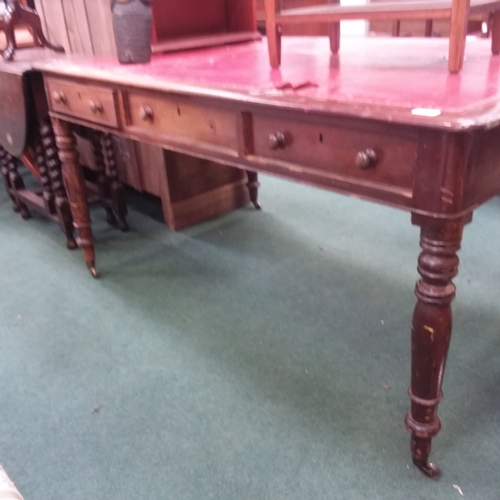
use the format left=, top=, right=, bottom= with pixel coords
left=1, top=174, right=499, bottom=499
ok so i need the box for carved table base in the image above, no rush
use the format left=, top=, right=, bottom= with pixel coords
left=1, top=117, right=128, bottom=258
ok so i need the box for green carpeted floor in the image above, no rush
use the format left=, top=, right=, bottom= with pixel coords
left=1, top=174, right=499, bottom=499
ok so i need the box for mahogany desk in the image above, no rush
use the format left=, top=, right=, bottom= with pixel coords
left=33, top=37, right=500, bottom=477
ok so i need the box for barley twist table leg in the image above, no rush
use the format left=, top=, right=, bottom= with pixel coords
left=102, top=133, right=128, bottom=231
left=0, top=145, right=18, bottom=212
left=0, top=145, right=30, bottom=218
left=91, top=130, right=117, bottom=226
left=35, top=118, right=78, bottom=250
left=42, top=117, right=77, bottom=250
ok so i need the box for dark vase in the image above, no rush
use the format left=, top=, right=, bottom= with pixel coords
left=111, top=0, right=153, bottom=64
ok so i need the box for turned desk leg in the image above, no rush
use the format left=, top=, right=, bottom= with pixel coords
left=102, top=133, right=128, bottom=232
left=51, top=117, right=97, bottom=277
left=41, top=118, right=77, bottom=250
left=246, top=171, right=261, bottom=210
left=0, top=145, right=30, bottom=218
left=405, top=216, right=465, bottom=478
left=91, top=131, right=117, bottom=226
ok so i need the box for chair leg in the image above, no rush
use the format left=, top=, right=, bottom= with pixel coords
left=265, top=0, right=281, bottom=68
left=424, top=19, right=433, bottom=37
left=448, top=0, right=470, bottom=73
left=102, top=133, right=129, bottom=232
left=392, top=20, right=401, bottom=36
left=491, top=10, right=500, bottom=54
left=329, top=23, right=341, bottom=54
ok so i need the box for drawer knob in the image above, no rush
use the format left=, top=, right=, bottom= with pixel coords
left=355, top=149, right=378, bottom=169
left=139, top=106, right=154, bottom=121
left=89, top=100, right=104, bottom=114
left=52, top=90, right=67, bottom=105
left=268, top=132, right=286, bottom=150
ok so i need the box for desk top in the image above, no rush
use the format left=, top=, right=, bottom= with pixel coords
left=34, top=37, right=500, bottom=131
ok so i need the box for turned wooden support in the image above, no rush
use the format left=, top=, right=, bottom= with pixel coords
left=0, top=145, right=17, bottom=210
left=34, top=132, right=55, bottom=215
left=1, top=0, right=65, bottom=61
left=0, top=144, right=30, bottom=218
left=51, top=117, right=97, bottom=277
left=101, top=133, right=128, bottom=231
left=246, top=171, right=261, bottom=210
left=91, top=131, right=117, bottom=226
left=405, top=216, right=466, bottom=478
left=41, top=117, right=77, bottom=250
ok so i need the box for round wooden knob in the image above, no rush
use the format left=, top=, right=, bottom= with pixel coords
left=52, top=90, right=66, bottom=105
left=355, top=149, right=378, bottom=169
left=139, top=106, right=154, bottom=121
left=268, top=132, right=286, bottom=150
left=89, top=100, right=104, bottom=114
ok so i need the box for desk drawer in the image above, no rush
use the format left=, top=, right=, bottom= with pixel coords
left=252, top=115, right=416, bottom=189
left=46, top=78, right=119, bottom=128
left=125, top=92, right=238, bottom=153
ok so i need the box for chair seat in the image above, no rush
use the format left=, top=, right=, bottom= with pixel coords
left=278, top=0, right=500, bottom=20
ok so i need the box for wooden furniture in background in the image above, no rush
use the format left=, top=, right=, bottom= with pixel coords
left=34, top=0, right=257, bottom=231
left=34, top=36, right=500, bottom=477
left=151, top=0, right=261, bottom=54
left=0, top=49, right=127, bottom=257
left=263, top=0, right=500, bottom=72
left=255, top=0, right=486, bottom=37
left=256, top=0, right=333, bottom=35
left=1, top=0, right=64, bottom=61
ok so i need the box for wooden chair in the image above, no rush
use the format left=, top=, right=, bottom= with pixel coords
left=264, top=0, right=500, bottom=72
left=1, top=0, right=64, bottom=61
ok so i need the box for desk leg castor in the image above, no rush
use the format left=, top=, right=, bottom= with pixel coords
left=87, top=262, right=99, bottom=278
left=412, top=455, right=440, bottom=479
